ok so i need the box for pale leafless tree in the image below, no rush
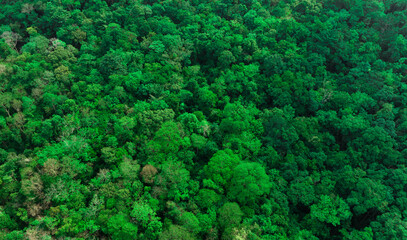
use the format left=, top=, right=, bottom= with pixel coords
left=0, top=31, right=22, bottom=50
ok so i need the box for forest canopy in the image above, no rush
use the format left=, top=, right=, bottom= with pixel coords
left=1, top=0, right=407, bottom=239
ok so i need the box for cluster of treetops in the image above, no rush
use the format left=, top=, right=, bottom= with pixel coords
left=1, top=0, right=407, bottom=239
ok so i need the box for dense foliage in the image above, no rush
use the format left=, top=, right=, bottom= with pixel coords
left=1, top=0, right=407, bottom=239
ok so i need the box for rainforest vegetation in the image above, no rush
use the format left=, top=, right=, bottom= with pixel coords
left=1, top=0, right=407, bottom=239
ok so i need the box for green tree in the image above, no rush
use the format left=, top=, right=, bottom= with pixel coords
left=347, top=178, right=393, bottom=216
left=131, top=200, right=158, bottom=228
left=159, top=225, right=197, bottom=240
left=310, top=195, right=352, bottom=226
left=106, top=213, right=138, bottom=240
left=227, top=162, right=271, bottom=205
left=203, top=149, right=240, bottom=193
left=218, top=202, right=244, bottom=230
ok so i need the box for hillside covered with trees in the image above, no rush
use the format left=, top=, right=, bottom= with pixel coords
left=1, top=0, right=407, bottom=239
